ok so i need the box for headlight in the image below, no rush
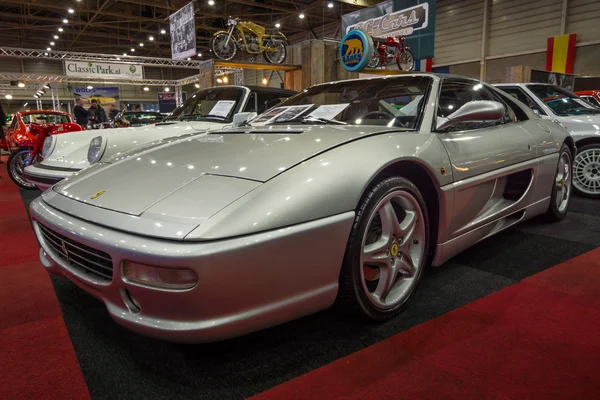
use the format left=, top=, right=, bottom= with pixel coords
left=122, top=261, right=198, bottom=290
left=87, top=135, right=106, bottom=164
left=41, top=135, right=56, bottom=159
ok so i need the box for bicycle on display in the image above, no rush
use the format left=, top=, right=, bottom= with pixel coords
left=368, top=35, right=415, bottom=72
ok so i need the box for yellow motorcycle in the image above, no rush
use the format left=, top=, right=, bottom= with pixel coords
left=210, top=17, right=288, bottom=64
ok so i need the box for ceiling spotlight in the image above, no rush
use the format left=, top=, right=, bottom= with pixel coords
left=160, top=29, right=166, bottom=34
left=23, top=103, right=28, bottom=107
left=149, top=36, right=154, bottom=41
left=44, top=52, right=48, bottom=56
left=197, top=53, right=202, bottom=57
left=216, top=78, right=223, bottom=83
left=63, top=19, right=69, bottom=24
left=164, top=87, right=170, bottom=92
left=43, top=83, right=50, bottom=89
left=123, top=53, right=127, bottom=56
left=275, top=23, right=281, bottom=28
left=50, top=42, right=55, bottom=46
left=116, top=57, right=121, bottom=60
left=58, top=27, right=64, bottom=32
left=17, top=82, right=25, bottom=88
left=208, top=0, right=215, bottom=5
left=87, top=85, right=93, bottom=89
left=47, top=47, right=51, bottom=51
left=68, top=8, right=74, bottom=14
left=299, top=13, right=305, bottom=19
left=328, top=2, right=334, bottom=8
left=143, top=86, right=149, bottom=91
left=54, top=35, right=59, bottom=39
left=139, top=43, right=144, bottom=47
left=194, top=83, right=200, bottom=88
left=131, top=48, right=135, bottom=52
left=5, top=94, right=13, bottom=100
left=222, top=76, right=229, bottom=83
left=262, top=77, right=268, bottom=85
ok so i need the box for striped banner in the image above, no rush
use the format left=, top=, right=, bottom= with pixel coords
left=415, top=58, right=433, bottom=72
left=546, top=33, right=576, bottom=74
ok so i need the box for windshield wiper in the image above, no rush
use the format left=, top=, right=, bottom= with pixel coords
left=266, top=115, right=346, bottom=125
left=177, top=114, right=229, bottom=121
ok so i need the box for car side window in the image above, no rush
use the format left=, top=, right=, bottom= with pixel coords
left=498, top=87, right=546, bottom=116
left=489, top=89, right=528, bottom=122
left=10, top=117, right=18, bottom=130
left=437, top=79, right=504, bottom=132
left=243, top=92, right=258, bottom=113
left=256, top=93, right=284, bottom=114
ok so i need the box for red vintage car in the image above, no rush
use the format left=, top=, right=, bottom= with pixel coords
left=4, top=110, right=85, bottom=189
left=575, top=90, right=600, bottom=108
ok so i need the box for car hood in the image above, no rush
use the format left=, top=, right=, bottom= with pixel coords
left=41, top=120, right=229, bottom=170
left=51, top=125, right=391, bottom=219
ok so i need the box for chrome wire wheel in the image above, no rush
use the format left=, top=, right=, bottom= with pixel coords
left=573, top=146, right=600, bottom=196
left=263, top=39, right=286, bottom=64
left=7, top=148, right=36, bottom=189
left=555, top=150, right=572, bottom=212
left=359, top=190, right=426, bottom=310
left=211, top=33, right=237, bottom=61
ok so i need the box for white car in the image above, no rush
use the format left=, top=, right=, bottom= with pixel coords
left=496, top=83, right=600, bottom=198
left=24, top=85, right=295, bottom=191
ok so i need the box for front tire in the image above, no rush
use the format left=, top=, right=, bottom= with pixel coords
left=572, top=143, right=600, bottom=198
left=396, top=49, right=415, bottom=72
left=337, top=176, right=430, bottom=321
left=7, top=147, right=37, bottom=190
left=543, top=144, right=573, bottom=222
left=210, top=33, right=238, bottom=61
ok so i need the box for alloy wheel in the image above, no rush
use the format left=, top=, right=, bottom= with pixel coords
left=555, top=150, right=572, bottom=212
left=9, top=149, right=36, bottom=189
left=359, top=190, right=426, bottom=310
left=573, top=147, right=600, bottom=195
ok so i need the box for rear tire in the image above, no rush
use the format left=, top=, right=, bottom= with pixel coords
left=7, top=147, right=37, bottom=190
left=337, top=176, right=430, bottom=322
left=262, top=38, right=287, bottom=64
left=543, top=144, right=572, bottom=222
left=396, top=49, right=415, bottom=72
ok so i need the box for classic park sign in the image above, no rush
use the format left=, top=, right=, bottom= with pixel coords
left=64, top=60, right=144, bottom=79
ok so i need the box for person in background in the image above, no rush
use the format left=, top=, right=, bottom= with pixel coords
left=88, top=99, right=107, bottom=125
left=108, top=104, right=119, bottom=121
left=73, top=97, right=88, bottom=127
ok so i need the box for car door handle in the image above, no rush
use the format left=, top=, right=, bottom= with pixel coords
left=537, top=122, right=551, bottom=133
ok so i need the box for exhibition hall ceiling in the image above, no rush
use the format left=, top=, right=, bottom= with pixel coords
left=0, top=0, right=369, bottom=57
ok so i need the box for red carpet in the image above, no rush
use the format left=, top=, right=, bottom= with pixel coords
left=251, top=248, right=600, bottom=400
left=0, top=156, right=91, bottom=400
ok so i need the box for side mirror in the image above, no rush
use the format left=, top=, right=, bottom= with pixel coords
left=436, top=100, right=505, bottom=131
left=233, top=111, right=257, bottom=127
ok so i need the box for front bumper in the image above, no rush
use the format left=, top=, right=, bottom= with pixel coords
left=24, top=164, right=79, bottom=191
left=30, top=197, right=353, bottom=343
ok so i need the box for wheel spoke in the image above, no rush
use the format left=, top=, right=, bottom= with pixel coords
left=373, top=258, right=398, bottom=301
left=397, top=253, right=416, bottom=278
left=363, top=238, right=390, bottom=265
left=379, top=200, right=401, bottom=240
left=399, top=211, right=417, bottom=244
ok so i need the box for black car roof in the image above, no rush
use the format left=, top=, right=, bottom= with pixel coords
left=245, top=86, right=297, bottom=96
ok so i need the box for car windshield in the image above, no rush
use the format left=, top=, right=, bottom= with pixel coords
left=526, top=84, right=600, bottom=116
left=250, top=76, right=432, bottom=129
left=165, top=87, right=246, bottom=122
left=21, top=113, right=71, bottom=124
left=580, top=96, right=600, bottom=108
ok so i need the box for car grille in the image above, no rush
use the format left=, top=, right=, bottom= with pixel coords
left=38, top=223, right=114, bottom=282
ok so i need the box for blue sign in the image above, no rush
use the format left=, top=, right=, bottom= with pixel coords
left=340, top=29, right=374, bottom=72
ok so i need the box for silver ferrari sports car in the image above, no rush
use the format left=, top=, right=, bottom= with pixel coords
left=30, top=73, right=573, bottom=343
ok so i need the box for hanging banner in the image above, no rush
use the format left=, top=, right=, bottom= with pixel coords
left=341, top=0, right=436, bottom=61
left=169, top=1, right=196, bottom=60
left=546, top=33, right=576, bottom=74
left=65, top=61, right=143, bottom=79
left=158, top=92, right=187, bottom=113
